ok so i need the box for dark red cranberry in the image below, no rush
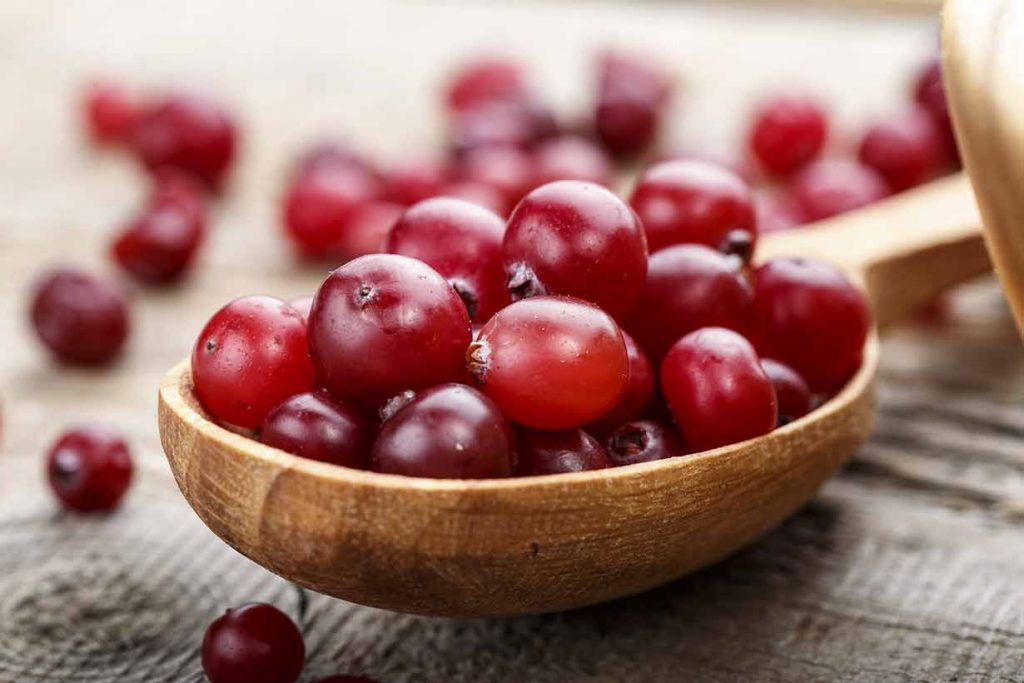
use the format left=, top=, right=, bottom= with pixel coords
left=371, top=384, right=515, bottom=479
left=790, top=159, right=890, bottom=222
left=458, top=145, right=536, bottom=209
left=515, top=428, right=612, bottom=476
left=748, top=96, right=828, bottom=175
left=282, top=164, right=382, bottom=258
left=30, top=267, right=130, bottom=366
left=192, top=296, right=315, bottom=429
left=468, top=296, right=628, bottom=430
left=83, top=80, right=140, bottom=144
left=625, top=244, right=754, bottom=363
left=760, top=358, right=811, bottom=425
left=593, top=51, right=671, bottom=157
left=386, top=197, right=508, bottom=322
left=605, top=420, right=684, bottom=466
left=439, top=180, right=511, bottom=216
left=753, top=258, right=870, bottom=394
left=309, top=254, right=471, bottom=406
left=333, top=200, right=404, bottom=259
left=533, top=136, right=614, bottom=187
left=661, top=327, right=777, bottom=452
left=202, top=603, right=304, bottom=683
left=111, top=200, right=205, bottom=285
left=46, top=427, right=133, bottom=512
left=586, top=331, right=655, bottom=437
left=382, top=156, right=450, bottom=205
left=445, top=57, right=528, bottom=112
left=285, top=295, right=313, bottom=321
left=503, top=181, right=648, bottom=319
left=262, top=392, right=372, bottom=468
left=754, top=190, right=806, bottom=234
left=294, top=139, right=376, bottom=178
left=913, top=56, right=959, bottom=165
left=131, top=92, right=237, bottom=189
left=858, top=107, right=945, bottom=191
left=629, top=159, right=757, bottom=257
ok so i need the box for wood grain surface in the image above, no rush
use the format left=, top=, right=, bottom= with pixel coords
left=1, top=1, right=1022, bottom=681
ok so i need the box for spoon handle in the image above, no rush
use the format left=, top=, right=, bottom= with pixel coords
left=759, top=173, right=988, bottom=327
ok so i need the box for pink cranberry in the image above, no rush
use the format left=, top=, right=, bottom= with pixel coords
left=294, top=139, right=377, bottom=178
left=83, top=80, right=140, bottom=145
left=449, top=100, right=556, bottom=156
left=532, top=136, right=615, bottom=187
left=202, top=603, right=304, bottom=683
left=282, top=164, right=381, bottom=258
left=858, top=107, right=945, bottom=191
left=148, top=168, right=209, bottom=219
left=754, top=190, right=806, bottom=234
left=46, top=426, right=133, bottom=513
left=515, top=428, right=612, bottom=476
left=748, top=96, right=828, bottom=175
left=458, top=146, right=536, bottom=209
left=445, top=57, right=528, bottom=112
left=790, top=159, right=890, bottom=222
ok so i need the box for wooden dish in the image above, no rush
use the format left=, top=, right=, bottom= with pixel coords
left=159, top=174, right=987, bottom=618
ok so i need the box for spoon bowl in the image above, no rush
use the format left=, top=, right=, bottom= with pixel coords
left=159, top=174, right=986, bottom=617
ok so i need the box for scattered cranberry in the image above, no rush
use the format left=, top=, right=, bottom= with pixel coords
left=46, top=427, right=133, bottom=512
left=262, top=392, right=372, bottom=469
left=83, top=80, right=140, bottom=144
left=661, top=327, right=777, bottom=452
left=285, top=295, right=313, bottom=321
left=789, top=159, right=890, bottom=222
left=625, top=244, right=753, bottom=363
left=192, top=296, right=315, bottom=429
left=111, top=199, right=205, bottom=285
left=458, top=145, right=536, bottom=209
left=386, top=197, right=508, bottom=322
left=503, top=181, right=648, bottom=319
left=308, top=254, right=471, bottom=406
left=202, top=603, right=305, bottom=683
left=371, top=384, right=515, bottom=479
left=382, top=156, right=449, bottom=205
left=748, top=96, right=828, bottom=175
left=586, top=332, right=655, bottom=437
left=913, top=56, right=958, bottom=164
left=282, top=164, right=382, bottom=258
left=515, top=428, right=611, bottom=476
left=858, top=107, right=944, bottom=191
left=334, top=200, right=404, bottom=259
left=131, top=92, right=237, bottom=189
left=593, top=51, right=671, bottom=157
left=445, top=57, right=528, bottom=112
left=629, top=159, right=757, bottom=257
left=439, top=180, right=511, bottom=216
left=605, top=420, right=684, bottom=466
left=754, top=190, right=806, bottom=234
left=760, top=358, right=811, bottom=425
left=468, top=296, right=628, bottom=430
left=30, top=267, right=130, bottom=366
left=532, top=136, right=614, bottom=187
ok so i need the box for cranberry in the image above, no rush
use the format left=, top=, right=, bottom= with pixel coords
left=148, top=167, right=209, bottom=219
left=913, top=56, right=959, bottom=164
left=294, top=139, right=376, bottom=178
left=625, top=244, right=753, bottom=363
left=789, top=159, right=890, bottom=222
left=754, top=190, right=806, bottom=234
left=309, top=254, right=472, bottom=406
left=503, top=181, right=648, bottom=320
left=629, top=159, right=757, bottom=257
left=458, top=146, right=536, bottom=209
left=202, top=603, right=305, bottom=683
left=371, top=384, right=515, bottom=479
left=593, top=51, right=671, bottom=157
left=760, top=358, right=811, bottom=425
left=334, top=201, right=404, bottom=259
left=131, top=92, right=237, bottom=189
left=30, top=267, right=130, bottom=366
left=748, top=96, right=828, bottom=175
left=439, top=180, right=511, bottom=216
left=282, top=164, right=382, bottom=258
left=661, top=327, right=777, bottom=452
left=46, top=427, right=133, bottom=512
left=192, top=296, right=315, bottom=429
left=83, top=80, right=140, bottom=144
left=532, top=136, right=614, bottom=187
left=386, top=197, right=508, bottom=322
left=514, top=428, right=612, bottom=476
left=450, top=100, right=555, bottom=156
left=382, top=156, right=450, bottom=205
left=286, top=295, right=313, bottom=321
left=753, top=258, right=870, bottom=394
left=262, top=391, right=371, bottom=468
left=586, top=331, right=655, bottom=437
left=468, top=296, right=628, bottom=430
left=111, top=200, right=205, bottom=285
left=445, top=57, right=528, bottom=112
left=605, top=420, right=684, bottom=466
left=858, top=107, right=944, bottom=191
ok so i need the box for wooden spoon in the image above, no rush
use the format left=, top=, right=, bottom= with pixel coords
left=159, top=174, right=986, bottom=617
left=943, top=0, right=1024, bottom=337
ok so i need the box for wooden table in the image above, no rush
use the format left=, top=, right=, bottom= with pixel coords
left=1, top=1, right=1022, bottom=681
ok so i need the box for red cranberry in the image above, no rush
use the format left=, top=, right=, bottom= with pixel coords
left=282, top=164, right=382, bottom=258
left=754, top=190, right=806, bottom=234
left=858, top=107, right=945, bottom=192
left=439, top=180, right=511, bottom=217
left=605, top=420, right=684, bottom=466
left=913, top=56, right=959, bottom=164
left=515, top=428, right=612, bottom=476
left=790, top=159, right=890, bottom=222
left=760, top=358, right=811, bottom=425
left=294, top=139, right=376, bottom=178
left=334, top=201, right=404, bottom=259
left=131, top=92, right=237, bottom=189
left=46, top=427, right=133, bottom=512
left=586, top=331, right=655, bottom=437
left=661, top=327, right=777, bottom=452
left=748, top=96, right=828, bottom=175
left=309, top=254, right=472, bottom=406
left=262, top=392, right=372, bottom=469
left=753, top=258, right=870, bottom=394
left=629, top=159, right=757, bottom=257
left=192, top=296, right=315, bottom=429
left=286, top=295, right=313, bottom=321
left=593, top=51, right=671, bottom=157
left=445, top=57, right=528, bottom=112
left=468, top=296, right=628, bottom=430
left=111, top=200, right=205, bottom=285
left=386, top=197, right=508, bottom=322
left=504, top=181, right=648, bottom=320
left=625, top=244, right=753, bottom=363
left=382, top=156, right=450, bottom=205
left=450, top=101, right=554, bottom=156
left=83, top=80, right=140, bottom=144
left=371, top=384, right=515, bottom=479
left=597, top=50, right=672, bottom=105
left=532, top=136, right=614, bottom=187
left=202, top=603, right=304, bottom=683
left=148, top=167, right=209, bottom=219
left=30, top=267, right=130, bottom=366
left=458, top=146, right=536, bottom=209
